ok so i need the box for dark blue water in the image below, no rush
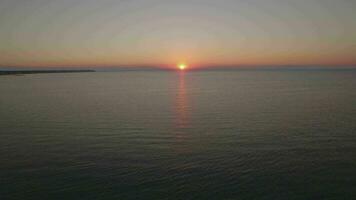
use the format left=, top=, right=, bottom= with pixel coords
left=1, top=70, right=356, bottom=199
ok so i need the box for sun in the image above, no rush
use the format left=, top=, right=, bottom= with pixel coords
left=178, top=63, right=187, bottom=70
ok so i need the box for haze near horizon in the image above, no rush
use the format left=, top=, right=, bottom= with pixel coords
left=0, top=0, right=355, bottom=69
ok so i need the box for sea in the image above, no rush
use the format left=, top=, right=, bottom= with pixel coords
left=1, top=69, right=355, bottom=199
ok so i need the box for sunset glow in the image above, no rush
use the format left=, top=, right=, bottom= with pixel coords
left=178, top=64, right=187, bottom=71
left=0, top=0, right=355, bottom=68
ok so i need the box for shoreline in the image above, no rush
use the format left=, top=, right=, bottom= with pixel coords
left=0, top=70, right=95, bottom=76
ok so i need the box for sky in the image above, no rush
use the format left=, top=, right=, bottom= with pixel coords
left=0, top=0, right=355, bottom=69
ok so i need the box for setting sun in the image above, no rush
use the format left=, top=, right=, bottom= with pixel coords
left=178, top=63, right=187, bottom=70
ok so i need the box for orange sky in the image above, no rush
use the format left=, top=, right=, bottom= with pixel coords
left=0, top=0, right=355, bottom=69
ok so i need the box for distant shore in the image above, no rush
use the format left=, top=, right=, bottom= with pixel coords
left=0, top=70, right=95, bottom=75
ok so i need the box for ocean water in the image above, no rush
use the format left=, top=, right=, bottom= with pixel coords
left=0, top=70, right=356, bottom=199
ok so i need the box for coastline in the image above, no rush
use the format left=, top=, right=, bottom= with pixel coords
left=0, top=70, right=95, bottom=76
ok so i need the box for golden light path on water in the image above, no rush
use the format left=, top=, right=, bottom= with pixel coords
left=175, top=70, right=190, bottom=131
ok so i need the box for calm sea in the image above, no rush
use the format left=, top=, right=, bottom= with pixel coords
left=1, top=70, right=356, bottom=199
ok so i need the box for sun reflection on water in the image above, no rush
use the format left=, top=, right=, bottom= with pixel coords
left=175, top=71, right=190, bottom=130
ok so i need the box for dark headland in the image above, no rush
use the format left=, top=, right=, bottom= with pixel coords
left=0, top=69, right=95, bottom=75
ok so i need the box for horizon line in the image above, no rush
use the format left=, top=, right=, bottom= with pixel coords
left=1, top=64, right=355, bottom=69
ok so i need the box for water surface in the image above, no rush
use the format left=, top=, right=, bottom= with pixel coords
left=1, top=70, right=356, bottom=199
